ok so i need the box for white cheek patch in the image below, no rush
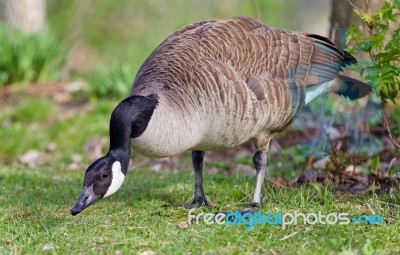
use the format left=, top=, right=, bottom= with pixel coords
left=104, top=161, right=125, bottom=198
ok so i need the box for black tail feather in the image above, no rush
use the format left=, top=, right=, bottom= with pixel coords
left=336, top=74, right=371, bottom=100
left=306, top=33, right=358, bottom=68
left=342, top=50, right=357, bottom=67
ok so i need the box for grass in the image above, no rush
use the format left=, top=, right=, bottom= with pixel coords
left=85, top=64, right=136, bottom=99
left=0, top=26, right=66, bottom=87
left=1, top=1, right=399, bottom=253
left=0, top=98, right=55, bottom=158
left=1, top=162, right=400, bottom=254
left=0, top=96, right=115, bottom=161
left=1, top=94, right=400, bottom=254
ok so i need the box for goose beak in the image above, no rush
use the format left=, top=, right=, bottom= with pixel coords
left=71, top=185, right=101, bottom=216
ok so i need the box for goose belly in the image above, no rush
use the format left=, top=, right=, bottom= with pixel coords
left=192, top=120, right=260, bottom=151
left=130, top=106, right=259, bottom=156
left=131, top=125, right=196, bottom=158
left=132, top=116, right=260, bottom=156
left=131, top=136, right=186, bottom=157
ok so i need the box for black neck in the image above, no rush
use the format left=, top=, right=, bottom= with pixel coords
left=107, top=94, right=159, bottom=173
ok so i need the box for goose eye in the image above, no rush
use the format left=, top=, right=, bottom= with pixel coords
left=102, top=172, right=110, bottom=179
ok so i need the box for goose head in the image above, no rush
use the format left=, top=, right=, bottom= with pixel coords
left=70, top=154, right=127, bottom=215
left=71, top=94, right=158, bottom=215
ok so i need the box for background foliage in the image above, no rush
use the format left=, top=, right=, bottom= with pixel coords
left=0, top=25, right=66, bottom=87
left=1, top=1, right=400, bottom=254
left=346, top=0, right=400, bottom=103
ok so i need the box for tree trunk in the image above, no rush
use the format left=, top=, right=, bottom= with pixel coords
left=329, top=0, right=362, bottom=47
left=2, top=0, right=47, bottom=34
left=329, top=0, right=391, bottom=47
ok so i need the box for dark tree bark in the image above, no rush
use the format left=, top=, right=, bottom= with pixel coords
left=329, top=0, right=363, bottom=46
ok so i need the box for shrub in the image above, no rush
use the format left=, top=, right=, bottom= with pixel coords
left=0, top=26, right=67, bottom=87
left=85, top=63, right=135, bottom=99
left=346, top=0, right=400, bottom=103
left=346, top=0, right=400, bottom=149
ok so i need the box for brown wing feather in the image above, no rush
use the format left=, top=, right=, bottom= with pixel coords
left=131, top=16, right=348, bottom=97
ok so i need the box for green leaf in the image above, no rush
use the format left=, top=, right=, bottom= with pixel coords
left=353, top=9, right=363, bottom=17
left=361, top=14, right=376, bottom=26
left=395, top=0, right=400, bottom=9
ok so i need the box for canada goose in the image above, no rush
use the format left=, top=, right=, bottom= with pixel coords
left=71, top=17, right=370, bottom=215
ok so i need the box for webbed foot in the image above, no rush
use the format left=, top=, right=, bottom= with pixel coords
left=184, top=197, right=210, bottom=209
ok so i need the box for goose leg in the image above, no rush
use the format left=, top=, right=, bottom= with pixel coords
left=185, top=151, right=209, bottom=209
left=241, top=134, right=271, bottom=214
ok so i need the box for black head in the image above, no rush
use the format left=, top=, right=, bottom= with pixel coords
left=71, top=154, right=126, bottom=215
left=71, top=94, right=159, bottom=216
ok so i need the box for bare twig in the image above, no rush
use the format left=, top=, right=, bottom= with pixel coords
left=349, top=0, right=363, bottom=13
left=365, top=0, right=371, bottom=14
left=366, top=203, right=376, bottom=215
left=376, top=200, right=400, bottom=208
left=381, top=96, right=400, bottom=149
left=368, top=50, right=377, bottom=65
left=238, top=186, right=252, bottom=199
left=270, top=249, right=278, bottom=255
left=330, top=142, right=344, bottom=187
left=388, top=157, right=397, bottom=172
left=280, top=231, right=298, bottom=241
left=330, top=22, right=339, bottom=44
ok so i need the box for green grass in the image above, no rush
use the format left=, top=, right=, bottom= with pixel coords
left=1, top=163, right=400, bottom=254
left=0, top=96, right=116, bottom=161
left=0, top=98, right=56, bottom=158
left=7, top=98, right=56, bottom=123
left=1, top=95, right=400, bottom=254
left=85, top=63, right=136, bottom=99
left=1, top=1, right=399, bottom=253
left=0, top=26, right=67, bottom=87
